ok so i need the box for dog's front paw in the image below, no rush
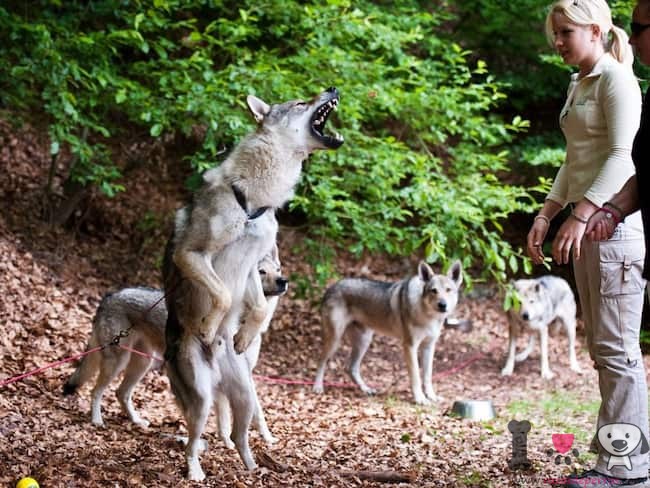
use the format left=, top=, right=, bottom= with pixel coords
left=425, top=390, right=443, bottom=402
left=133, top=418, right=150, bottom=428
left=413, top=393, right=432, bottom=405
left=220, top=435, right=236, bottom=450
left=233, top=328, right=255, bottom=354
left=359, top=384, right=377, bottom=396
left=501, top=367, right=514, bottom=377
left=261, top=431, right=278, bottom=444
left=91, top=417, right=105, bottom=428
left=312, top=383, right=324, bottom=394
left=187, top=458, right=206, bottom=481
left=541, top=369, right=555, bottom=380
left=570, top=364, right=582, bottom=374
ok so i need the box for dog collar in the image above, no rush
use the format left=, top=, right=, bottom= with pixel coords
left=231, top=184, right=269, bottom=220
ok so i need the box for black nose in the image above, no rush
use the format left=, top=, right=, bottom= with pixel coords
left=437, top=300, right=447, bottom=312
left=612, top=439, right=628, bottom=450
left=277, top=277, right=288, bottom=293
left=522, top=312, right=530, bottom=321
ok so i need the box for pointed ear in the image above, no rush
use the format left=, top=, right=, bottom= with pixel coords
left=270, top=243, right=279, bottom=261
left=246, top=95, right=271, bottom=123
left=447, top=260, right=463, bottom=286
left=418, top=261, right=434, bottom=282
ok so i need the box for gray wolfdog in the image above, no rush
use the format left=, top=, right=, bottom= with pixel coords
left=63, top=252, right=288, bottom=434
left=501, top=275, right=581, bottom=379
left=63, top=287, right=165, bottom=427
left=313, top=260, right=463, bottom=405
left=164, top=88, right=343, bottom=480
left=62, top=249, right=287, bottom=437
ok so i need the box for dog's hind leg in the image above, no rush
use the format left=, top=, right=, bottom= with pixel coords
left=215, top=391, right=236, bottom=449
left=63, top=336, right=101, bottom=396
left=346, top=325, right=376, bottom=395
left=226, top=365, right=257, bottom=470
left=116, top=352, right=153, bottom=427
left=90, top=351, right=130, bottom=426
left=515, top=335, right=535, bottom=362
left=183, top=377, right=213, bottom=481
left=251, top=379, right=277, bottom=444
left=184, top=402, right=212, bottom=481
left=313, top=308, right=346, bottom=394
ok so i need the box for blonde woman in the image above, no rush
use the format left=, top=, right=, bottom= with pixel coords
left=527, top=1, right=648, bottom=486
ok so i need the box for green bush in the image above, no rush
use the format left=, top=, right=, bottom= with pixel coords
left=0, top=0, right=546, bottom=289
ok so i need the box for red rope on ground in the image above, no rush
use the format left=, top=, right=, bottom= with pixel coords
left=0, top=335, right=484, bottom=390
left=117, top=344, right=163, bottom=362
left=0, top=345, right=104, bottom=388
left=432, top=353, right=484, bottom=379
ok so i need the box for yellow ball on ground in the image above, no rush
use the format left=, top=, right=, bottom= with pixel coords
left=16, top=478, right=39, bottom=488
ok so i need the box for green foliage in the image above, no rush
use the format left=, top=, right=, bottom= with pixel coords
left=0, top=0, right=545, bottom=287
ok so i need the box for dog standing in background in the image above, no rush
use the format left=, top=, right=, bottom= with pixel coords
left=163, top=88, right=343, bottom=480
left=501, top=275, right=581, bottom=379
left=313, top=260, right=463, bottom=405
left=62, top=247, right=288, bottom=437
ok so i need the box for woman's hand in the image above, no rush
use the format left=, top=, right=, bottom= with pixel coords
left=552, top=216, right=586, bottom=264
left=526, top=216, right=549, bottom=265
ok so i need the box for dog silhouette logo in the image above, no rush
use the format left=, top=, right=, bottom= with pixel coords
left=597, top=423, right=650, bottom=470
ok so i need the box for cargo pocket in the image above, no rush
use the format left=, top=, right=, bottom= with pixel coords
left=599, top=240, right=646, bottom=361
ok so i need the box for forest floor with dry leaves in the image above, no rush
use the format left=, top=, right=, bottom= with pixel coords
left=1, top=118, right=650, bottom=488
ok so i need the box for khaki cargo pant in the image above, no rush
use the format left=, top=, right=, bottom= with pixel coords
left=573, top=211, right=648, bottom=478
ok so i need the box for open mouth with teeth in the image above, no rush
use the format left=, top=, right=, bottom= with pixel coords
left=310, top=97, right=344, bottom=149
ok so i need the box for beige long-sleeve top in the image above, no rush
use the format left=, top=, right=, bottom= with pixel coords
left=547, top=53, right=641, bottom=208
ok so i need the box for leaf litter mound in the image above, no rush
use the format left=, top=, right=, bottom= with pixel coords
left=0, top=118, right=643, bottom=487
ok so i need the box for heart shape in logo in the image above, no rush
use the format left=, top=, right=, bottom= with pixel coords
left=552, top=433, right=574, bottom=454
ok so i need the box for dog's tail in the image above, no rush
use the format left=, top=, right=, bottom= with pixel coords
left=62, top=329, right=101, bottom=396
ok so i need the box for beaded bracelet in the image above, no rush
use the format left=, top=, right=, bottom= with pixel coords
left=534, top=214, right=550, bottom=226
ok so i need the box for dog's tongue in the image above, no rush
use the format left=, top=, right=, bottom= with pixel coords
left=552, top=433, right=574, bottom=454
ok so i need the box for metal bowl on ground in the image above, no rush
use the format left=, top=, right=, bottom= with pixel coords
left=451, top=399, right=496, bottom=421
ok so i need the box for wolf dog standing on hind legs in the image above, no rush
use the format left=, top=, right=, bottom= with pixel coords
left=164, top=88, right=343, bottom=481
left=61, top=246, right=287, bottom=436
left=313, top=260, right=462, bottom=405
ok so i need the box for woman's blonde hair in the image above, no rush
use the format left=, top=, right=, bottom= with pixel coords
left=544, top=0, right=634, bottom=66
